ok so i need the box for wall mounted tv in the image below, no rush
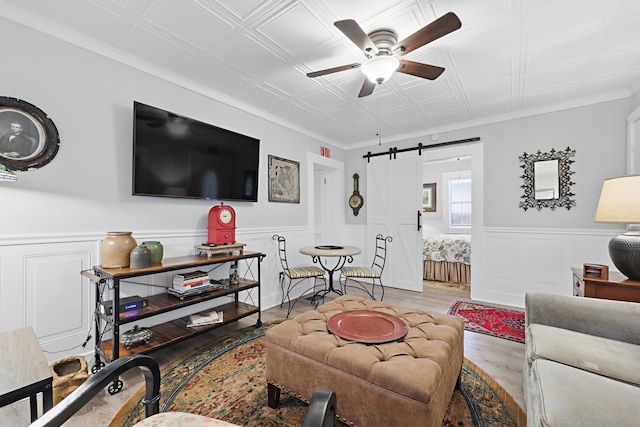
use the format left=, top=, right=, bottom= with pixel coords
left=132, top=101, right=260, bottom=201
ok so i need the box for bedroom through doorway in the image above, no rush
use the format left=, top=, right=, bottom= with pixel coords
left=422, top=155, right=472, bottom=293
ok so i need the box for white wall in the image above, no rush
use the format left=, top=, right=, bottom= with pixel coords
left=0, top=18, right=343, bottom=362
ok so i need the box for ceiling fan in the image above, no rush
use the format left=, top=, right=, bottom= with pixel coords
left=306, top=12, right=461, bottom=97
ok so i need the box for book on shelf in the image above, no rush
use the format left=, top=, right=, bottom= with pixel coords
left=174, top=270, right=209, bottom=280
left=173, top=270, right=211, bottom=289
left=173, top=270, right=208, bottom=282
left=187, top=310, right=223, bottom=327
left=172, top=277, right=211, bottom=290
left=167, top=283, right=218, bottom=299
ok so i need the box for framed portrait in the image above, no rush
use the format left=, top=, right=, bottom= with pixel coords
left=423, top=183, right=436, bottom=212
left=0, top=97, right=60, bottom=171
left=268, top=155, right=300, bottom=203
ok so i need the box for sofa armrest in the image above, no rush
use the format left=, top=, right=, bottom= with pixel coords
left=525, top=292, right=640, bottom=345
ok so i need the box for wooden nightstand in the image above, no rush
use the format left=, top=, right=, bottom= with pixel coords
left=572, top=267, right=640, bottom=303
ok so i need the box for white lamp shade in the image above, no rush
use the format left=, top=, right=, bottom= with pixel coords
left=361, top=56, right=400, bottom=84
left=594, top=175, right=640, bottom=222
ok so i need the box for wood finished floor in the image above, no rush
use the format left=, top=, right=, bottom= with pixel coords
left=3, top=284, right=525, bottom=426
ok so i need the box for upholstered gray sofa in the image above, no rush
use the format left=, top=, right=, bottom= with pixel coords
left=524, top=292, right=640, bottom=426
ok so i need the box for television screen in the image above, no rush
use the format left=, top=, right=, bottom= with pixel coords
left=132, top=102, right=259, bottom=201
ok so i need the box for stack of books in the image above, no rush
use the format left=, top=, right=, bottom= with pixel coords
left=187, top=310, right=224, bottom=327
left=172, top=270, right=210, bottom=291
left=167, top=270, right=222, bottom=299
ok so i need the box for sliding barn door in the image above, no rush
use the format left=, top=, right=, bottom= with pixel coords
left=367, top=156, right=422, bottom=292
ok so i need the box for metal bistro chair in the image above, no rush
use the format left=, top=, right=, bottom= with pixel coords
left=273, top=235, right=327, bottom=317
left=339, top=234, right=392, bottom=301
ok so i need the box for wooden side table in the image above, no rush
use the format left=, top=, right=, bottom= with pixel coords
left=572, top=267, right=640, bottom=303
left=0, top=327, right=53, bottom=422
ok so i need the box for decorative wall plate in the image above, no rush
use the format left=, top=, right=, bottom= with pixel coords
left=0, top=96, right=60, bottom=171
left=327, top=310, right=408, bottom=344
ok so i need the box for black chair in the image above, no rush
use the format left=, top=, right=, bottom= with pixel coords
left=339, top=235, right=392, bottom=300
left=29, top=353, right=336, bottom=427
left=29, top=355, right=160, bottom=427
left=273, top=235, right=327, bottom=317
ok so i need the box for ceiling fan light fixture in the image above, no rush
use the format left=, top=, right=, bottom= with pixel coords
left=361, top=55, right=399, bottom=84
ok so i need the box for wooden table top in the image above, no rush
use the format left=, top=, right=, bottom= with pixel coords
left=300, top=245, right=361, bottom=257
left=0, top=327, right=51, bottom=397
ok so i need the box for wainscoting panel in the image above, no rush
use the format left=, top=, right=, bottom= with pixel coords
left=0, top=228, right=308, bottom=363
left=0, top=227, right=616, bottom=361
left=26, top=252, right=90, bottom=338
left=0, top=240, right=97, bottom=358
left=478, top=228, right=616, bottom=307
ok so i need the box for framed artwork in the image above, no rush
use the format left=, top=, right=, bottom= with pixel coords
left=268, top=155, right=300, bottom=203
left=423, top=183, right=436, bottom=212
left=0, top=97, right=60, bottom=171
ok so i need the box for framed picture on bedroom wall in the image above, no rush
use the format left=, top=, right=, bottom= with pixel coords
left=423, top=183, right=436, bottom=212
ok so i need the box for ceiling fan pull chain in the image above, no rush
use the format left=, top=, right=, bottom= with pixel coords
left=377, top=93, right=382, bottom=145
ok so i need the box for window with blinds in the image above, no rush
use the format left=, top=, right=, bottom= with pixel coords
left=449, top=178, right=472, bottom=227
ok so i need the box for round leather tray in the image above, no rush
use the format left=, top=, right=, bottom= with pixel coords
left=327, top=310, right=408, bottom=344
left=315, top=245, right=344, bottom=250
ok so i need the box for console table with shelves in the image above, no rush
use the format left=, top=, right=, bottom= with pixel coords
left=572, top=267, right=640, bottom=302
left=83, top=251, right=264, bottom=393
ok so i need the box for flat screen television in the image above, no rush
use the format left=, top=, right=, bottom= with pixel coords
left=132, top=101, right=260, bottom=201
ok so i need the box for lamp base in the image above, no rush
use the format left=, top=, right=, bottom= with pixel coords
left=608, top=230, right=640, bottom=281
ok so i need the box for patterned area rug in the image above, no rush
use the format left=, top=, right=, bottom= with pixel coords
left=109, top=323, right=525, bottom=427
left=448, top=300, right=525, bottom=343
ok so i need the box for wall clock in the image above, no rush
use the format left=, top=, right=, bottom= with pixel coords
left=349, top=173, right=364, bottom=216
left=208, top=202, right=236, bottom=245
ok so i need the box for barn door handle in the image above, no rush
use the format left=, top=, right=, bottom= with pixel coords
left=417, top=210, right=422, bottom=231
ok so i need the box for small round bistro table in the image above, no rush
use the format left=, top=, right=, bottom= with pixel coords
left=299, top=245, right=361, bottom=297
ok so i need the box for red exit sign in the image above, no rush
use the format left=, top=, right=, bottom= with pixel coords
left=321, top=147, right=330, bottom=158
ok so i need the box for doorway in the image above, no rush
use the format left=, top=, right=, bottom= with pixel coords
left=422, top=156, right=473, bottom=290
left=419, top=143, right=484, bottom=298
left=307, top=152, right=345, bottom=245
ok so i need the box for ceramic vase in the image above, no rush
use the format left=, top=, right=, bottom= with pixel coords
left=142, top=241, right=164, bottom=264
left=101, top=232, right=137, bottom=268
left=130, top=244, right=152, bottom=269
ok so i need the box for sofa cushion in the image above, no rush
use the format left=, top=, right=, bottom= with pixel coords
left=527, top=359, right=640, bottom=427
left=527, top=324, right=640, bottom=386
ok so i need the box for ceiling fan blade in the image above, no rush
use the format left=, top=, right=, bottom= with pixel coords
left=334, top=19, right=379, bottom=56
left=397, top=60, right=445, bottom=80
left=358, top=78, right=376, bottom=98
left=307, top=63, right=361, bottom=78
left=394, top=12, right=461, bottom=56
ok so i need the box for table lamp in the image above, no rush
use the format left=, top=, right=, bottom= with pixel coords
left=594, top=175, right=640, bottom=280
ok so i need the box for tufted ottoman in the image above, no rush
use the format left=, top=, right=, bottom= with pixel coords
left=265, top=295, right=464, bottom=427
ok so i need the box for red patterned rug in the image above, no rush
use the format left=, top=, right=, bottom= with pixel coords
left=447, top=300, right=525, bottom=343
